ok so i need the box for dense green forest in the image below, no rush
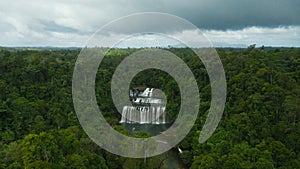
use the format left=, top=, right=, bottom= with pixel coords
left=0, top=47, right=299, bottom=168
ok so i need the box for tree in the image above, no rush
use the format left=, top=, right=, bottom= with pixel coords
left=21, top=132, right=65, bottom=168
left=191, top=154, right=219, bottom=169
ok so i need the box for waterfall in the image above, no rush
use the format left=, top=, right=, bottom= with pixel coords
left=162, top=107, right=166, bottom=124
left=156, top=107, right=160, bottom=124
left=120, top=88, right=167, bottom=124
left=120, top=106, right=128, bottom=123
left=120, top=105, right=166, bottom=124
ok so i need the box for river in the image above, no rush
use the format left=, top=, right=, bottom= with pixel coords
left=123, top=123, right=187, bottom=169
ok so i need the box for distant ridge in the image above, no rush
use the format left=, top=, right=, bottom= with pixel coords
left=0, top=46, right=81, bottom=51
left=0, top=46, right=298, bottom=51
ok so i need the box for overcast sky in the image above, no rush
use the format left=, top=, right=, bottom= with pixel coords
left=0, top=0, right=299, bottom=47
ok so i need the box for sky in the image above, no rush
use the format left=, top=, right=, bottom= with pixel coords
left=0, top=0, right=299, bottom=47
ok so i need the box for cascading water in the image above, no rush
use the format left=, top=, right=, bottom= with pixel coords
left=120, top=88, right=167, bottom=124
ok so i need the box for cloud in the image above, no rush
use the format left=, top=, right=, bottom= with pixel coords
left=0, top=0, right=299, bottom=47
left=84, top=26, right=300, bottom=48
left=203, top=26, right=300, bottom=47
left=163, top=0, right=300, bottom=29
left=38, top=20, right=78, bottom=33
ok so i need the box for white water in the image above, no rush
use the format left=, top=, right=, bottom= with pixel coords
left=120, top=88, right=167, bottom=124
left=120, top=105, right=166, bottom=124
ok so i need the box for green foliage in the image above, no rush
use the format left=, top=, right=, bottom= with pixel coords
left=0, top=48, right=299, bottom=168
left=21, top=132, right=65, bottom=168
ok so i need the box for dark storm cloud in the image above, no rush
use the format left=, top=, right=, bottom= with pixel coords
left=99, top=13, right=196, bottom=34
left=151, top=0, right=300, bottom=30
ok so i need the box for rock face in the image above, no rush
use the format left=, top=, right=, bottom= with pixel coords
left=120, top=88, right=167, bottom=124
